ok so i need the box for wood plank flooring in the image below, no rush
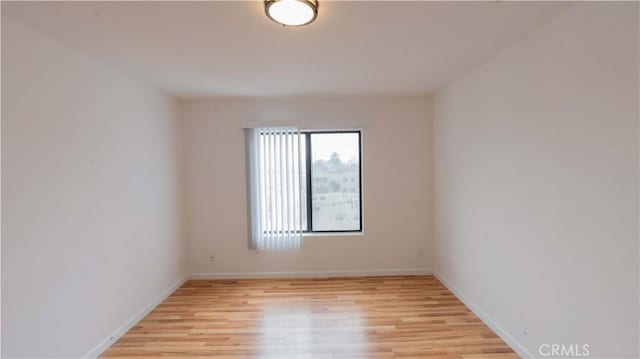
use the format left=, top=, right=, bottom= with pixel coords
left=101, top=276, right=517, bottom=358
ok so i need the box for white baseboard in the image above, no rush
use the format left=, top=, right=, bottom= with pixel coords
left=190, top=267, right=432, bottom=280
left=83, top=275, right=188, bottom=359
left=433, top=271, right=532, bottom=359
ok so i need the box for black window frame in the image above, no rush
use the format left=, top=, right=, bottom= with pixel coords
left=303, top=130, right=363, bottom=234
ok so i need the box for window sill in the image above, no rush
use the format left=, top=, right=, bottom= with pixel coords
left=303, top=232, right=364, bottom=238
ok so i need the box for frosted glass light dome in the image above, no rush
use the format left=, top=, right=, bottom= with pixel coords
left=265, top=0, right=318, bottom=26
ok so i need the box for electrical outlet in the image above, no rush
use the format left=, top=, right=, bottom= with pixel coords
left=209, top=255, right=215, bottom=262
left=418, top=249, right=423, bottom=258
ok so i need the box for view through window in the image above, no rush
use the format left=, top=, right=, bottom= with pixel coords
left=308, top=132, right=361, bottom=232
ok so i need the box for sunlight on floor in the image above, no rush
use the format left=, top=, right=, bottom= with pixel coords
left=259, top=304, right=366, bottom=358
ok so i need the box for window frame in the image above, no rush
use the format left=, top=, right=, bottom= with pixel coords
left=303, top=130, right=363, bottom=234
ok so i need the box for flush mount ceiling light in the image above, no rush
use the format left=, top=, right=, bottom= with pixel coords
left=265, top=0, right=318, bottom=27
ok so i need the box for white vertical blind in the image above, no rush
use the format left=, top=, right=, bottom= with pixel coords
left=248, top=127, right=303, bottom=250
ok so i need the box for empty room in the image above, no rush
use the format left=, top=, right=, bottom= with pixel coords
left=1, top=1, right=638, bottom=358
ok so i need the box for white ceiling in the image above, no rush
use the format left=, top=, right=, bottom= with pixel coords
left=3, top=1, right=571, bottom=99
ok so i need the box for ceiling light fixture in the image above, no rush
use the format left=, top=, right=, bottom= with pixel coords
left=265, top=0, right=318, bottom=27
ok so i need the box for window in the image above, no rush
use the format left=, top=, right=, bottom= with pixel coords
left=247, top=128, right=362, bottom=250
left=305, top=131, right=362, bottom=232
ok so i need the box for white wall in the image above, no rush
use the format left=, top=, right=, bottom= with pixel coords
left=1, top=16, right=187, bottom=358
left=434, top=3, right=639, bottom=358
left=183, top=96, right=433, bottom=276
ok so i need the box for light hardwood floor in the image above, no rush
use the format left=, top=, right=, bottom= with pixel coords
left=101, top=276, right=517, bottom=358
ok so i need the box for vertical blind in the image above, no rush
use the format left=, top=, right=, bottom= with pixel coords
left=247, top=127, right=304, bottom=250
